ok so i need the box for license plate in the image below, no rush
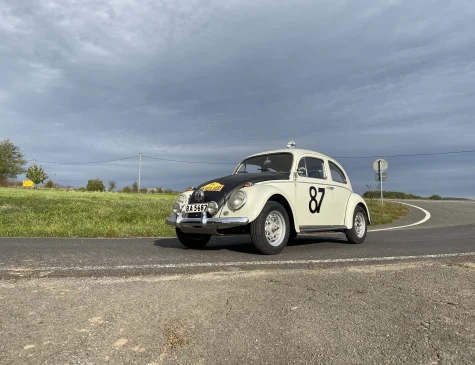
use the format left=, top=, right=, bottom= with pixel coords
left=184, top=204, right=208, bottom=213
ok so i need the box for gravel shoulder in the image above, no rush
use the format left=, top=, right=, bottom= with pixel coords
left=1, top=258, right=474, bottom=365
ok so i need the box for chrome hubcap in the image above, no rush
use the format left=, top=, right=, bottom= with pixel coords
left=355, top=212, right=366, bottom=238
left=264, top=210, right=286, bottom=247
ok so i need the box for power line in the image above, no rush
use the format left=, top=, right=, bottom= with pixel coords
left=335, top=149, right=475, bottom=159
left=26, top=149, right=475, bottom=166
left=144, top=150, right=475, bottom=162
left=142, top=155, right=236, bottom=165
left=27, top=156, right=137, bottom=165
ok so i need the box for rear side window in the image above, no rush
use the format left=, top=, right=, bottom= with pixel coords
left=304, top=158, right=325, bottom=179
left=329, top=161, right=347, bottom=184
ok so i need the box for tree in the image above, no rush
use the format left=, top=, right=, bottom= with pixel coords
left=26, top=163, right=49, bottom=187
left=0, top=139, right=27, bottom=181
left=140, top=188, right=147, bottom=194
left=429, top=194, right=442, bottom=200
left=156, top=187, right=164, bottom=193
left=108, top=180, right=117, bottom=192
left=122, top=186, right=132, bottom=193
left=44, top=180, right=55, bottom=189
left=86, top=178, right=105, bottom=192
left=131, top=181, right=138, bottom=193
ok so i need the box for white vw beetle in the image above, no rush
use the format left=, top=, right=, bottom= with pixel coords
left=166, top=142, right=371, bottom=255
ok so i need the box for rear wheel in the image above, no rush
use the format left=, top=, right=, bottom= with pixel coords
left=250, top=201, right=290, bottom=255
left=345, top=206, right=367, bottom=244
left=176, top=228, right=211, bottom=249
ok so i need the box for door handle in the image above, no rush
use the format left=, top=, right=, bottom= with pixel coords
left=328, top=187, right=335, bottom=190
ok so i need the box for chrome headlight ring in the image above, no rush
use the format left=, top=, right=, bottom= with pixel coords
left=207, top=201, right=219, bottom=216
left=228, top=190, right=247, bottom=211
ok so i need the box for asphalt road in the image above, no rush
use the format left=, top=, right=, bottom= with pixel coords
left=1, top=200, right=474, bottom=279
left=1, top=200, right=475, bottom=364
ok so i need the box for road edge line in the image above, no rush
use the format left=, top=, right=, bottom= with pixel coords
left=368, top=201, right=431, bottom=232
left=3, top=252, right=475, bottom=273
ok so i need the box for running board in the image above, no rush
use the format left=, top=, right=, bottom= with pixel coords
left=299, top=225, right=347, bottom=233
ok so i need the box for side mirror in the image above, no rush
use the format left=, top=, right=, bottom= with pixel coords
left=297, top=167, right=306, bottom=177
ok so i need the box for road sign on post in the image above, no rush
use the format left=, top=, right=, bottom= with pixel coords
left=375, top=172, right=387, bottom=181
left=373, top=159, right=388, bottom=206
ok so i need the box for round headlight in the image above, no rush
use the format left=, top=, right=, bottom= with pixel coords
left=207, top=201, right=219, bottom=216
left=228, top=190, right=247, bottom=211
left=173, top=194, right=188, bottom=213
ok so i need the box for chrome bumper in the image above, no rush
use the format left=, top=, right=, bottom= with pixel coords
left=166, top=214, right=249, bottom=229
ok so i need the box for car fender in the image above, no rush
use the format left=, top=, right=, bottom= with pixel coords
left=217, top=184, right=299, bottom=231
left=344, top=193, right=372, bottom=228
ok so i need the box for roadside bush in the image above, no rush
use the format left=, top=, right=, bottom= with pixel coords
left=363, top=185, right=378, bottom=200
left=44, top=180, right=55, bottom=189
left=108, top=180, right=117, bottom=192
left=121, top=186, right=132, bottom=193
left=131, top=181, right=138, bottom=193
left=0, top=179, right=22, bottom=187
left=429, top=194, right=442, bottom=200
left=86, top=179, right=105, bottom=192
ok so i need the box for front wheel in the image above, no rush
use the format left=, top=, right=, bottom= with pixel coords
left=345, top=206, right=368, bottom=244
left=250, top=201, right=290, bottom=255
left=176, top=228, right=211, bottom=249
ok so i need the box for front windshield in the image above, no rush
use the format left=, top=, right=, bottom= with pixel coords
left=235, top=153, right=293, bottom=174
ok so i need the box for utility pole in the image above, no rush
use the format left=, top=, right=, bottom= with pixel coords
left=379, top=160, right=383, bottom=206
left=138, top=152, right=142, bottom=193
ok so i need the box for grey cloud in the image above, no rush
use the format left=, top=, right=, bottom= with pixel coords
left=1, top=0, right=474, bottom=197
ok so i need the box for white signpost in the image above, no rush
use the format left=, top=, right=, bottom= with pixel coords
left=373, top=159, right=388, bottom=206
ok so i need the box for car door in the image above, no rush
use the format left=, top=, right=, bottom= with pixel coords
left=328, top=161, right=352, bottom=226
left=295, top=156, right=334, bottom=228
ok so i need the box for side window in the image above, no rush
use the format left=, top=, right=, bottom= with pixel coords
left=305, top=158, right=325, bottom=179
left=329, top=161, right=347, bottom=184
left=298, top=158, right=307, bottom=177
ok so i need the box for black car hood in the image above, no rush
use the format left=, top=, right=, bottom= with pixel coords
left=188, top=172, right=290, bottom=207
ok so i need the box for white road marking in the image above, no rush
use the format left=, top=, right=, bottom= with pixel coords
left=368, top=201, right=431, bottom=232
left=3, top=252, right=474, bottom=272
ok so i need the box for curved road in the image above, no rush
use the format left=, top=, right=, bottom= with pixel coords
left=1, top=200, right=474, bottom=279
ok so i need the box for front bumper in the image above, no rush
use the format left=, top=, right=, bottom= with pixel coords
left=165, top=214, right=249, bottom=229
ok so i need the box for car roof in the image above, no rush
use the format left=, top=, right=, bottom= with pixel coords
left=245, top=148, right=334, bottom=161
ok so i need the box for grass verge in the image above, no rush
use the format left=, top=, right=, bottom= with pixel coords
left=0, top=188, right=176, bottom=238
left=0, top=188, right=410, bottom=238
left=365, top=200, right=410, bottom=225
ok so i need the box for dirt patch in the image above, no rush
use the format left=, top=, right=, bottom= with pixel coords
left=164, top=326, right=190, bottom=351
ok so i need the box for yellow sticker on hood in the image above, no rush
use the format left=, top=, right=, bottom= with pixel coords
left=201, top=182, right=225, bottom=192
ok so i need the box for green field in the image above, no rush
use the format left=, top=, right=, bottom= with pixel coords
left=0, top=188, right=409, bottom=238
left=0, top=188, right=176, bottom=238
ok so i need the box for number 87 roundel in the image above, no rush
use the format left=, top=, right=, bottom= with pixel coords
left=309, top=187, right=325, bottom=214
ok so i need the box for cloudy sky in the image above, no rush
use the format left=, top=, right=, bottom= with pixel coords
left=1, top=0, right=474, bottom=197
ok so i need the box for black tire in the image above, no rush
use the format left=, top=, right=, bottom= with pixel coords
left=345, top=206, right=368, bottom=244
left=176, top=228, right=211, bottom=249
left=250, top=201, right=290, bottom=255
